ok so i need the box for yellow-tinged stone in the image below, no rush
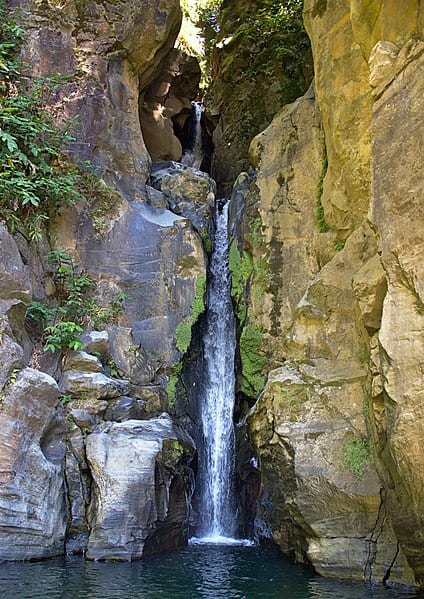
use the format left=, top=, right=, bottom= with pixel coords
left=351, top=0, right=423, bottom=59
left=304, top=0, right=372, bottom=232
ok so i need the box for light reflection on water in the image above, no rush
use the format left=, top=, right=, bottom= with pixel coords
left=0, top=545, right=419, bottom=599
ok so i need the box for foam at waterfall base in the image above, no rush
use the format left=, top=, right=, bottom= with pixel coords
left=189, top=535, right=255, bottom=547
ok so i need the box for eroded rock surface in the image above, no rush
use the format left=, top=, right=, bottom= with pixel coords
left=140, top=49, right=201, bottom=162
left=20, top=0, right=182, bottom=198
left=235, top=0, right=424, bottom=588
left=85, top=416, right=194, bottom=560
left=53, top=197, right=206, bottom=381
left=369, top=41, right=424, bottom=583
left=0, top=369, right=66, bottom=560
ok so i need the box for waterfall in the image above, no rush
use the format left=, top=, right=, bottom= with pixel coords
left=195, top=199, right=238, bottom=542
left=182, top=102, right=203, bottom=170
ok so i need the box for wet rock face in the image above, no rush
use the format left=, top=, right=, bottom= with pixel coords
left=0, top=369, right=66, bottom=560
left=85, top=417, right=194, bottom=560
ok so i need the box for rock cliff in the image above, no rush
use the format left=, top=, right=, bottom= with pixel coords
left=1, top=0, right=424, bottom=590
left=0, top=0, right=206, bottom=561
left=219, top=0, right=423, bottom=588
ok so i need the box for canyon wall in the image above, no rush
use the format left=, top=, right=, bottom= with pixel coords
left=1, top=0, right=424, bottom=590
left=218, top=0, right=423, bottom=588
left=0, top=0, right=210, bottom=560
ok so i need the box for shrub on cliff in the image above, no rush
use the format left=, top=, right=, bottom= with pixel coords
left=0, top=4, right=82, bottom=241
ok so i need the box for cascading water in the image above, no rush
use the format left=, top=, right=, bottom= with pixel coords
left=181, top=102, right=203, bottom=170
left=192, top=199, right=241, bottom=544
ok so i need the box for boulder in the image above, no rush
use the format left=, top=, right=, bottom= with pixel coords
left=63, top=351, right=103, bottom=373
left=150, top=161, right=215, bottom=233
left=59, top=371, right=130, bottom=400
left=85, top=416, right=195, bottom=560
left=80, top=331, right=110, bottom=359
left=249, top=364, right=413, bottom=582
left=0, top=368, right=66, bottom=560
left=103, top=396, right=146, bottom=422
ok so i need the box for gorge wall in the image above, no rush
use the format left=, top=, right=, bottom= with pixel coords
left=0, top=0, right=424, bottom=591
left=216, top=0, right=423, bottom=588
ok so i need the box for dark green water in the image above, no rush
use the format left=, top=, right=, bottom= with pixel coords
left=0, top=545, right=418, bottom=599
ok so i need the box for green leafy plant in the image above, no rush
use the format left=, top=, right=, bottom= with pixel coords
left=44, top=321, right=84, bottom=353
left=59, top=394, right=72, bottom=406
left=343, top=436, right=373, bottom=477
left=107, top=359, right=119, bottom=378
left=0, top=5, right=83, bottom=241
left=26, top=250, right=127, bottom=353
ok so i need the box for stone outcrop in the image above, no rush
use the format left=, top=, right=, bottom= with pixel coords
left=85, top=417, right=194, bottom=560
left=150, top=161, right=216, bottom=234
left=0, top=369, right=66, bottom=560
left=20, top=0, right=182, bottom=199
left=225, top=0, right=424, bottom=588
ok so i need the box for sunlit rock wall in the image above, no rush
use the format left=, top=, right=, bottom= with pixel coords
left=17, top=0, right=182, bottom=199
left=231, top=0, right=424, bottom=588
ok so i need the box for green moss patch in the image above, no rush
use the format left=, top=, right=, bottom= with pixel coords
left=239, top=323, right=266, bottom=397
left=166, top=362, right=182, bottom=407
left=343, top=436, right=373, bottom=477
left=175, top=274, right=206, bottom=353
left=229, top=239, right=253, bottom=322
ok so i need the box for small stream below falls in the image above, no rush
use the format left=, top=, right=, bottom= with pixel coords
left=0, top=546, right=418, bottom=599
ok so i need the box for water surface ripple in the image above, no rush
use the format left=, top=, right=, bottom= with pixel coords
left=0, top=546, right=418, bottom=599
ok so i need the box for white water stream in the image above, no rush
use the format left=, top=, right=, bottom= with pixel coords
left=194, top=200, right=240, bottom=543
left=181, top=102, right=203, bottom=170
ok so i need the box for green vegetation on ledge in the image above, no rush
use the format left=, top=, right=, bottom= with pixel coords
left=26, top=250, right=127, bottom=353
left=343, top=436, right=373, bottom=477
